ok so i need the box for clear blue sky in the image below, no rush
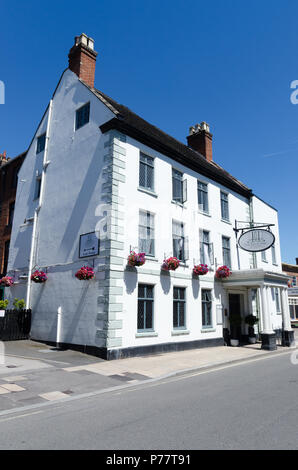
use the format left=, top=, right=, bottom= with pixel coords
left=1, top=0, right=297, bottom=263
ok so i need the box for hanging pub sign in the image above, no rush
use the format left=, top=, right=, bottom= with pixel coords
left=238, top=229, right=275, bottom=253
left=79, top=232, right=99, bottom=258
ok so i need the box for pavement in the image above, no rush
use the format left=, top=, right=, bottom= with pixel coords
left=0, top=332, right=297, bottom=413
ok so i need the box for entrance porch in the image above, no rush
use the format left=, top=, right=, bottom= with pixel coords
left=221, top=269, right=295, bottom=350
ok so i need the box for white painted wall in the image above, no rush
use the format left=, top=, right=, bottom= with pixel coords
left=7, top=70, right=115, bottom=346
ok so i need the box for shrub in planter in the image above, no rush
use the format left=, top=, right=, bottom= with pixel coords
left=215, top=266, right=231, bottom=279
left=0, top=276, right=14, bottom=287
left=127, top=251, right=146, bottom=267
left=229, top=313, right=242, bottom=346
left=193, top=264, right=209, bottom=276
left=0, top=299, right=9, bottom=310
left=31, top=270, right=48, bottom=283
left=245, top=314, right=259, bottom=342
left=161, top=257, right=180, bottom=271
left=13, top=298, right=26, bottom=310
left=75, top=266, right=95, bottom=280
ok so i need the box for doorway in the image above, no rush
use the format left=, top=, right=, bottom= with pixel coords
left=229, top=293, right=242, bottom=340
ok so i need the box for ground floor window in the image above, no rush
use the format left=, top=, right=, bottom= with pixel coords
left=137, top=284, right=154, bottom=331
left=173, top=287, right=186, bottom=329
left=202, top=289, right=213, bottom=328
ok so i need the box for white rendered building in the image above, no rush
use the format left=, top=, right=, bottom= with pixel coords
left=6, top=34, right=294, bottom=359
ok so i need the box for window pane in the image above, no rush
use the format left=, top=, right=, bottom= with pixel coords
left=76, top=103, right=90, bottom=130
left=172, top=169, right=183, bottom=202
left=36, top=134, right=46, bottom=154
left=198, top=181, right=208, bottom=212
left=139, top=154, right=154, bottom=190
left=145, top=301, right=153, bottom=329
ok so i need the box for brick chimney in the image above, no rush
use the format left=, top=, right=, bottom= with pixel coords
left=68, top=33, right=98, bottom=88
left=187, top=122, right=213, bottom=162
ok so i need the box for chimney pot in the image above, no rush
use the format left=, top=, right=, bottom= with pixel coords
left=187, top=122, right=213, bottom=162
left=68, top=33, right=98, bottom=88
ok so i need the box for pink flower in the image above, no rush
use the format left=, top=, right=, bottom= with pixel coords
left=162, top=257, right=180, bottom=271
left=193, top=264, right=209, bottom=276
left=75, top=266, right=95, bottom=280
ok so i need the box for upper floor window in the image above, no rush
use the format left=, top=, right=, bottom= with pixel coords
left=34, top=176, right=42, bottom=200
left=222, top=236, right=231, bottom=267
left=200, top=230, right=214, bottom=266
left=173, top=220, right=187, bottom=262
left=138, top=210, right=155, bottom=256
left=220, top=191, right=229, bottom=221
left=36, top=133, right=46, bottom=154
left=76, top=102, right=90, bottom=130
left=172, top=169, right=187, bottom=204
left=139, top=153, right=154, bottom=191
left=271, top=245, right=277, bottom=264
left=198, top=181, right=209, bottom=213
left=261, top=250, right=267, bottom=262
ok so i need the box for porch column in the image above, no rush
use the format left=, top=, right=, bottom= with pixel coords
left=260, top=285, right=276, bottom=350
left=281, top=287, right=295, bottom=347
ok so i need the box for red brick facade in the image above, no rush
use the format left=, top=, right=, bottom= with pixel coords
left=282, top=260, right=298, bottom=287
left=0, top=151, right=26, bottom=277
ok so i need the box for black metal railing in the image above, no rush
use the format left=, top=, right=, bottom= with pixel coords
left=0, top=309, right=31, bottom=341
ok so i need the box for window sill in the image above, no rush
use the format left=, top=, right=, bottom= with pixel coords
left=198, top=211, right=211, bottom=218
left=171, top=329, right=190, bottom=336
left=146, top=256, right=159, bottom=262
left=179, top=263, right=189, bottom=268
left=135, top=331, right=158, bottom=338
left=137, top=187, right=158, bottom=198
left=262, top=260, right=268, bottom=263
left=221, top=219, right=231, bottom=225
left=171, top=200, right=184, bottom=208
left=201, top=328, right=216, bottom=333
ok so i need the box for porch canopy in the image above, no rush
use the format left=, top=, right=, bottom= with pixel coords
left=221, top=269, right=294, bottom=349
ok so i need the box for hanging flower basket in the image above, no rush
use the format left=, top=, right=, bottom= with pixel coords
left=75, top=266, right=95, bottom=280
left=0, top=276, right=14, bottom=287
left=215, top=266, right=231, bottom=279
left=193, top=264, right=209, bottom=276
left=161, top=257, right=180, bottom=271
left=31, top=270, right=48, bottom=283
left=288, top=279, right=292, bottom=288
left=127, top=251, right=146, bottom=267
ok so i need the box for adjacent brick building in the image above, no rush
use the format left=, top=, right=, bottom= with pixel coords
left=282, top=259, right=298, bottom=322
left=0, top=150, right=26, bottom=298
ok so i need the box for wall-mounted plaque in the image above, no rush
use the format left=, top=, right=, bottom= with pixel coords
left=79, top=232, right=99, bottom=258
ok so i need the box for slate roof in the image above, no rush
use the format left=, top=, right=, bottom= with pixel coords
left=83, top=81, right=252, bottom=198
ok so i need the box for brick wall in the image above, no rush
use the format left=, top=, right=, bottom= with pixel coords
left=0, top=152, right=26, bottom=276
